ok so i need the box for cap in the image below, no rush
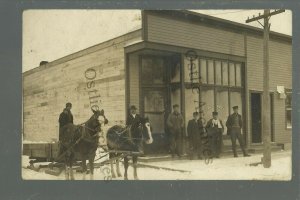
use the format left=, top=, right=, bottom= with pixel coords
left=193, top=112, right=199, bottom=116
left=130, top=105, right=137, bottom=110
left=232, top=106, right=239, bottom=109
left=66, top=102, right=72, bottom=107
left=212, top=111, right=218, bottom=115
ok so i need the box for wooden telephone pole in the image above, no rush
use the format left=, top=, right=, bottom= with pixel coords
left=246, top=9, right=285, bottom=168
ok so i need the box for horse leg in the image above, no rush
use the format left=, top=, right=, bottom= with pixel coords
left=124, top=156, right=129, bottom=180
left=116, top=157, right=122, bottom=177
left=133, top=155, right=139, bottom=180
left=88, top=153, right=95, bottom=180
left=69, top=152, right=75, bottom=180
left=81, top=155, right=87, bottom=180
left=110, top=153, right=116, bottom=179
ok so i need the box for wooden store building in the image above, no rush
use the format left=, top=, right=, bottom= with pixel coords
left=23, top=10, right=292, bottom=155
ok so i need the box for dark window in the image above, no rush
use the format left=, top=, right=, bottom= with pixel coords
left=200, top=59, right=207, bottom=84
left=286, top=90, right=292, bottom=129
left=142, top=57, right=165, bottom=84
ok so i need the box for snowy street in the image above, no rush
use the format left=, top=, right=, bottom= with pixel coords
left=22, top=150, right=291, bottom=180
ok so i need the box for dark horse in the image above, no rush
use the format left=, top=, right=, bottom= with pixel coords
left=106, top=118, right=153, bottom=180
left=60, top=109, right=108, bottom=180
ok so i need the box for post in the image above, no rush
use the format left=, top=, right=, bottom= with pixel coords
left=262, top=9, right=271, bottom=168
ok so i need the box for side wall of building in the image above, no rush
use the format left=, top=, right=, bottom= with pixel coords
left=23, top=30, right=142, bottom=142
left=246, top=35, right=292, bottom=144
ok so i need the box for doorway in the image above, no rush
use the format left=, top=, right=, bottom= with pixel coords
left=251, top=93, right=262, bottom=143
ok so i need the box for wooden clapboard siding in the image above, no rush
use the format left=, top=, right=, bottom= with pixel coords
left=245, top=34, right=292, bottom=144
left=128, top=53, right=140, bottom=111
left=23, top=30, right=142, bottom=142
left=146, top=14, right=245, bottom=57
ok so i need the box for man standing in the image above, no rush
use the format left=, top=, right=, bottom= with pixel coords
left=126, top=105, right=141, bottom=128
left=187, top=112, right=202, bottom=160
left=226, top=106, right=250, bottom=157
left=206, top=112, right=224, bottom=158
left=58, top=102, right=74, bottom=141
left=167, top=104, right=184, bottom=158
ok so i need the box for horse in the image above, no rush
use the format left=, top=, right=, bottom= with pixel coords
left=60, top=109, right=108, bottom=180
left=106, top=117, right=153, bottom=180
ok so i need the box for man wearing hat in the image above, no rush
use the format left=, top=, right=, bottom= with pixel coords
left=167, top=104, right=184, bottom=158
left=206, top=111, right=224, bottom=158
left=187, top=112, right=203, bottom=160
left=226, top=106, right=250, bottom=157
left=58, top=102, right=74, bottom=140
left=126, top=105, right=142, bottom=129
left=58, top=102, right=74, bottom=157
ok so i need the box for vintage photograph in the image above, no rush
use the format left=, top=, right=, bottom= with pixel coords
left=22, top=9, right=292, bottom=180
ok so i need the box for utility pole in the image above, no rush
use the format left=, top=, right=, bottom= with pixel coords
left=246, top=9, right=285, bottom=168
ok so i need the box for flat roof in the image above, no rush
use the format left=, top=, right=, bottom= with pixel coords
left=144, top=10, right=292, bottom=42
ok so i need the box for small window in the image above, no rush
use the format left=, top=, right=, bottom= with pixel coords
left=286, top=90, right=292, bottom=129
left=200, top=59, right=207, bottom=84
left=222, top=62, right=228, bottom=86
left=229, top=63, right=235, bottom=86
left=215, top=61, right=222, bottom=85
left=236, top=63, right=242, bottom=86
left=207, top=60, right=214, bottom=84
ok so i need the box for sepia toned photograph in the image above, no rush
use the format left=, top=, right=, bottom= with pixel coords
left=22, top=9, right=292, bottom=180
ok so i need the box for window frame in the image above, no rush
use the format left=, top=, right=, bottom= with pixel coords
left=285, top=89, right=292, bottom=129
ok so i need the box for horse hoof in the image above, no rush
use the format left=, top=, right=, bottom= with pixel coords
left=124, top=176, right=128, bottom=180
left=134, top=176, right=139, bottom=180
left=117, top=173, right=122, bottom=177
left=112, top=174, right=116, bottom=179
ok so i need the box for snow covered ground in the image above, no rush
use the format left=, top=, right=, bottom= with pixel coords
left=22, top=150, right=291, bottom=181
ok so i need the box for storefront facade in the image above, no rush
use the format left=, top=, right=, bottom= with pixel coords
left=23, top=10, right=292, bottom=155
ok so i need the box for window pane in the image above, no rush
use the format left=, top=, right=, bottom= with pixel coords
left=222, top=62, right=228, bottom=86
left=185, top=88, right=200, bottom=121
left=171, top=87, right=181, bottom=109
left=207, top=60, right=214, bottom=84
left=216, top=89, right=229, bottom=135
left=145, top=113, right=165, bottom=133
left=286, top=110, right=292, bottom=129
left=230, top=91, right=242, bottom=116
left=142, top=57, right=165, bottom=84
left=144, top=90, right=165, bottom=112
left=184, top=57, right=199, bottom=83
left=229, top=63, right=235, bottom=86
left=236, top=63, right=242, bottom=87
left=215, top=61, right=222, bottom=85
left=286, top=92, right=292, bottom=108
left=201, top=88, right=215, bottom=116
left=171, top=61, right=181, bottom=83
left=200, top=59, right=207, bottom=84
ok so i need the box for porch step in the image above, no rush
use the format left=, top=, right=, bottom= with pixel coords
left=139, top=143, right=283, bottom=163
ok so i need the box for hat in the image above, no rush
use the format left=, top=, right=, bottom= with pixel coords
left=130, top=105, right=137, bottom=110
left=193, top=112, right=199, bottom=116
left=232, top=106, right=239, bottom=109
left=173, top=104, right=179, bottom=108
left=212, top=111, right=218, bottom=115
left=66, top=102, right=72, bottom=107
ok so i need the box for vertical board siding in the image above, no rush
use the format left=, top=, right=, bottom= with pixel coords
left=246, top=35, right=292, bottom=144
left=128, top=53, right=140, bottom=111
left=23, top=31, right=142, bottom=142
left=146, top=14, right=244, bottom=57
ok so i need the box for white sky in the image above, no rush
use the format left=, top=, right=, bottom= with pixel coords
left=23, top=9, right=292, bottom=72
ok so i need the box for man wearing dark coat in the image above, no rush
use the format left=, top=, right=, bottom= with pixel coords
left=126, top=105, right=142, bottom=129
left=206, top=111, right=224, bottom=158
left=58, top=102, right=74, bottom=141
left=167, top=104, right=184, bottom=158
left=187, top=112, right=202, bottom=160
left=226, top=106, right=250, bottom=157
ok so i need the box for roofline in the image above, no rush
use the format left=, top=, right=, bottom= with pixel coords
left=23, top=29, right=142, bottom=76
left=144, top=10, right=292, bottom=42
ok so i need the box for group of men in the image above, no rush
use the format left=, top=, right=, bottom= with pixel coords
left=58, top=102, right=250, bottom=159
left=167, top=104, right=250, bottom=159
